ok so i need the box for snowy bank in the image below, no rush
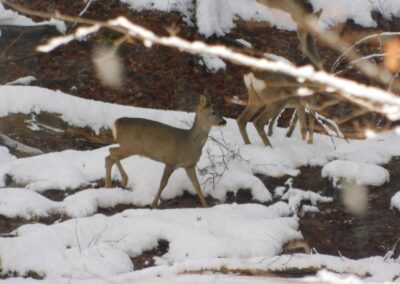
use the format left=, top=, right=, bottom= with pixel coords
left=0, top=203, right=300, bottom=278
left=0, top=3, right=66, bottom=35
left=1, top=86, right=400, bottom=198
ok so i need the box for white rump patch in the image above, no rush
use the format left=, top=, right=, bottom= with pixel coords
left=244, top=72, right=266, bottom=93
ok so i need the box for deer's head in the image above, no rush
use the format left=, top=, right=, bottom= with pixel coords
left=197, top=95, right=226, bottom=129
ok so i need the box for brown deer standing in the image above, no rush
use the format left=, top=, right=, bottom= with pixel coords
left=105, top=95, right=226, bottom=208
left=234, top=0, right=325, bottom=146
left=236, top=71, right=317, bottom=147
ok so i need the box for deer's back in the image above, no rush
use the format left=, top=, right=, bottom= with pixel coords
left=244, top=72, right=297, bottom=103
left=113, top=117, right=189, bottom=164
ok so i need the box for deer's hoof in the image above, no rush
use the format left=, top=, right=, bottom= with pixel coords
left=121, top=180, right=128, bottom=188
left=151, top=201, right=158, bottom=209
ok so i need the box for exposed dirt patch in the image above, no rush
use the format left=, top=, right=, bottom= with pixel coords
left=300, top=157, right=400, bottom=259
left=0, top=270, right=44, bottom=280
left=0, top=213, right=66, bottom=236
left=130, top=239, right=170, bottom=270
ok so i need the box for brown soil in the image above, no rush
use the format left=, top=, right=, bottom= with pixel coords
left=1, top=0, right=400, bottom=278
left=300, top=157, right=400, bottom=259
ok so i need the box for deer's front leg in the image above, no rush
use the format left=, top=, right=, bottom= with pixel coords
left=106, top=146, right=130, bottom=188
left=105, top=155, right=115, bottom=188
left=307, top=104, right=315, bottom=144
left=152, top=165, right=174, bottom=209
left=286, top=110, right=298, bottom=138
left=296, top=106, right=308, bottom=141
left=115, top=160, right=128, bottom=188
left=267, top=114, right=278, bottom=136
left=185, top=167, right=208, bottom=208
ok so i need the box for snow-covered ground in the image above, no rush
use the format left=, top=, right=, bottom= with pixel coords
left=1, top=85, right=399, bottom=195
left=0, top=86, right=400, bottom=283
left=0, top=3, right=65, bottom=35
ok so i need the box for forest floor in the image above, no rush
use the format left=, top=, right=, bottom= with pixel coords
left=0, top=0, right=400, bottom=275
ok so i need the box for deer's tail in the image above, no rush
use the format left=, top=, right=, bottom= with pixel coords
left=223, top=95, right=248, bottom=106
left=112, top=121, right=118, bottom=141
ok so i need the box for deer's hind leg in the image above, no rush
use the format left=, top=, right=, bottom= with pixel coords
left=237, top=104, right=263, bottom=145
left=307, top=107, right=315, bottom=144
left=267, top=113, right=278, bottom=136
left=296, top=106, right=308, bottom=141
left=253, top=103, right=285, bottom=147
left=286, top=110, right=299, bottom=138
left=105, top=146, right=130, bottom=188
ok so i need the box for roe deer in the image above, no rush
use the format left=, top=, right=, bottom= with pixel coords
left=236, top=71, right=317, bottom=147
left=105, top=95, right=226, bottom=208
left=256, top=0, right=323, bottom=69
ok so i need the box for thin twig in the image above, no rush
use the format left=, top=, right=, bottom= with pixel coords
left=75, top=219, right=82, bottom=254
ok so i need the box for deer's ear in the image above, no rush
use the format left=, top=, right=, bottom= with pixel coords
left=313, top=9, right=323, bottom=20
left=199, top=95, right=208, bottom=107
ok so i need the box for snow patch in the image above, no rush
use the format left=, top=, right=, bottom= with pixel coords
left=0, top=3, right=66, bottom=34
left=322, top=160, right=390, bottom=187
left=390, top=191, right=400, bottom=212
left=0, top=204, right=300, bottom=278
left=6, top=76, right=37, bottom=86
left=276, top=186, right=333, bottom=215
left=200, top=54, right=226, bottom=73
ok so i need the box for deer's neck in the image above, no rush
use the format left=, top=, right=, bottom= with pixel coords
left=188, top=115, right=210, bottom=147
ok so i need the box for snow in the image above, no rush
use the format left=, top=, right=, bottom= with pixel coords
left=200, top=54, right=226, bottom=73
left=1, top=85, right=399, bottom=283
left=0, top=146, right=16, bottom=165
left=0, top=203, right=300, bottom=279
left=6, top=76, right=37, bottom=86
left=391, top=191, right=400, bottom=212
left=0, top=3, right=66, bottom=35
left=275, top=184, right=333, bottom=216
left=1, top=85, right=399, bottom=195
left=0, top=146, right=17, bottom=183
left=236, top=38, right=252, bottom=48
left=0, top=188, right=59, bottom=219
left=322, top=160, right=390, bottom=187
